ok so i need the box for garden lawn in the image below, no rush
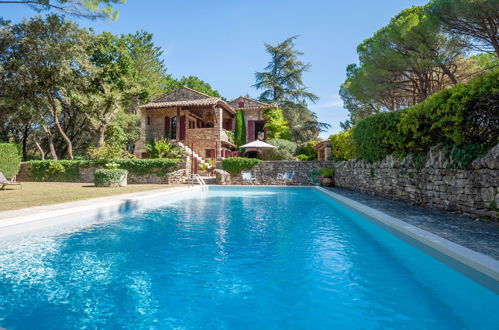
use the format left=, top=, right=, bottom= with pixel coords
left=0, top=182, right=180, bottom=212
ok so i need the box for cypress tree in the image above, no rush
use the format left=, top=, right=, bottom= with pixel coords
left=234, top=109, right=246, bottom=146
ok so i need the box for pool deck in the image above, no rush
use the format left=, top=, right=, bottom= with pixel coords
left=327, top=187, right=499, bottom=260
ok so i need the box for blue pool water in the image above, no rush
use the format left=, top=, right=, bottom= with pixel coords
left=0, top=187, right=497, bottom=329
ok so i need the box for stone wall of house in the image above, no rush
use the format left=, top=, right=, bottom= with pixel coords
left=228, top=160, right=335, bottom=185
left=333, top=145, right=499, bottom=219
left=18, top=157, right=191, bottom=185
left=185, top=128, right=220, bottom=159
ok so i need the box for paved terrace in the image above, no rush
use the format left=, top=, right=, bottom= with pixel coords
left=329, top=187, right=499, bottom=260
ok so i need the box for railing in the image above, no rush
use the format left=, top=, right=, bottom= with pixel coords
left=189, top=174, right=208, bottom=190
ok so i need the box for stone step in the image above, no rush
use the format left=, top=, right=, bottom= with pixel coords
left=199, top=176, right=217, bottom=185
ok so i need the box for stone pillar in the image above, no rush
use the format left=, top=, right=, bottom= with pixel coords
left=215, top=106, right=223, bottom=159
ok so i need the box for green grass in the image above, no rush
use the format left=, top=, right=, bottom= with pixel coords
left=0, top=182, right=181, bottom=212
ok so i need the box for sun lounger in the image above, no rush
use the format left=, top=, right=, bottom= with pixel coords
left=0, top=172, right=22, bottom=190
left=241, top=171, right=257, bottom=184
left=277, top=171, right=295, bottom=183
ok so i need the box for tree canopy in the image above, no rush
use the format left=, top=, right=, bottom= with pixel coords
left=0, top=0, right=125, bottom=20
left=254, top=36, right=329, bottom=142
left=339, top=4, right=491, bottom=129
left=0, top=15, right=168, bottom=160
left=429, top=0, right=499, bottom=57
left=164, top=75, right=222, bottom=98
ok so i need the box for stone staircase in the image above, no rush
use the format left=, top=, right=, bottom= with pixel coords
left=200, top=176, right=217, bottom=185
left=174, top=141, right=209, bottom=168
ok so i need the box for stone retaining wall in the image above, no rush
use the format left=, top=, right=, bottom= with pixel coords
left=333, top=145, right=499, bottom=219
left=228, top=160, right=335, bottom=185
left=18, top=157, right=191, bottom=184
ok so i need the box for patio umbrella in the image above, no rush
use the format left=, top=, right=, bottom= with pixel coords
left=239, top=140, right=277, bottom=149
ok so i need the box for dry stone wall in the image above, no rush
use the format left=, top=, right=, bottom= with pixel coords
left=18, top=158, right=191, bottom=185
left=334, top=145, right=499, bottom=219
left=228, top=160, right=335, bottom=185
left=225, top=144, right=498, bottom=219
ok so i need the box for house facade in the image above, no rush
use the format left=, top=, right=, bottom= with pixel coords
left=228, top=96, right=274, bottom=142
left=134, top=87, right=274, bottom=165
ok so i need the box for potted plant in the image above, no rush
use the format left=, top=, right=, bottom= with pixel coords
left=94, top=162, right=128, bottom=187
left=208, top=159, right=216, bottom=177
left=198, top=162, right=209, bottom=176
left=320, top=168, right=334, bottom=187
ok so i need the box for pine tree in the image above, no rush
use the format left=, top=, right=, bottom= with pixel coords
left=254, top=36, right=329, bottom=141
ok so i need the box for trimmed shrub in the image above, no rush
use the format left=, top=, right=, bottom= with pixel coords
left=0, top=143, right=21, bottom=178
left=397, top=71, right=498, bottom=156
left=261, top=139, right=299, bottom=160
left=104, top=159, right=179, bottom=176
left=330, top=131, right=357, bottom=160
left=296, top=140, right=318, bottom=161
left=28, top=160, right=83, bottom=181
left=350, top=71, right=498, bottom=162
left=27, top=158, right=180, bottom=181
left=94, top=169, right=128, bottom=187
left=321, top=168, right=335, bottom=178
left=352, top=111, right=402, bottom=162
left=222, top=157, right=261, bottom=174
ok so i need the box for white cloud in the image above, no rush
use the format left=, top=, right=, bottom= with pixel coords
left=309, top=94, right=343, bottom=110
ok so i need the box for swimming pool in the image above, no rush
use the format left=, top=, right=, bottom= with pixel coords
left=0, top=187, right=497, bottom=329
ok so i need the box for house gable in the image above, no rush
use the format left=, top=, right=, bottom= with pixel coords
left=152, top=86, right=213, bottom=104
left=229, top=96, right=274, bottom=110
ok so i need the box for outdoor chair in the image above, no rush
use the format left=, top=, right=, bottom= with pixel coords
left=277, top=171, right=295, bottom=183
left=241, top=171, right=257, bottom=184
left=0, top=172, right=22, bottom=190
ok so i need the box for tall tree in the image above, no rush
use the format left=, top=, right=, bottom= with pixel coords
left=164, top=75, right=221, bottom=97
left=429, top=0, right=499, bottom=57
left=123, top=30, right=168, bottom=114
left=254, top=36, right=328, bottom=141
left=87, top=32, right=136, bottom=148
left=339, top=5, right=477, bottom=128
left=234, top=109, right=246, bottom=146
left=0, top=15, right=93, bottom=159
left=0, top=0, right=125, bottom=20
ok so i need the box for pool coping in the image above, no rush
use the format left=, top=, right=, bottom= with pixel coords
left=316, top=187, right=499, bottom=293
left=0, top=186, right=199, bottom=232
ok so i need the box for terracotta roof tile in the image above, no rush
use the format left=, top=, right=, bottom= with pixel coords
left=141, top=98, right=221, bottom=109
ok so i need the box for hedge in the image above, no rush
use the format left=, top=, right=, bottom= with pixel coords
left=329, top=131, right=357, bottom=160
left=347, top=70, right=499, bottom=163
left=94, top=169, right=128, bottom=187
left=222, top=157, right=261, bottom=174
left=352, top=111, right=402, bottom=162
left=0, top=143, right=21, bottom=178
left=26, top=158, right=180, bottom=181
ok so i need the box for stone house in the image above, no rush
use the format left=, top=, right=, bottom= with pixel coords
left=228, top=96, right=274, bottom=141
left=313, top=140, right=332, bottom=160
left=134, top=87, right=274, bottom=168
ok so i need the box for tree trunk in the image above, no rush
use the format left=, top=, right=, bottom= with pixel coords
left=21, top=126, right=29, bottom=161
left=440, top=64, right=459, bottom=85
left=48, top=94, right=73, bottom=159
left=33, top=133, right=45, bottom=160
left=96, top=124, right=106, bottom=148
left=42, top=125, right=58, bottom=160
left=95, top=104, right=121, bottom=148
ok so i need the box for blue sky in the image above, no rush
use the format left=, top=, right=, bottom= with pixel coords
left=2, top=0, right=427, bottom=137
